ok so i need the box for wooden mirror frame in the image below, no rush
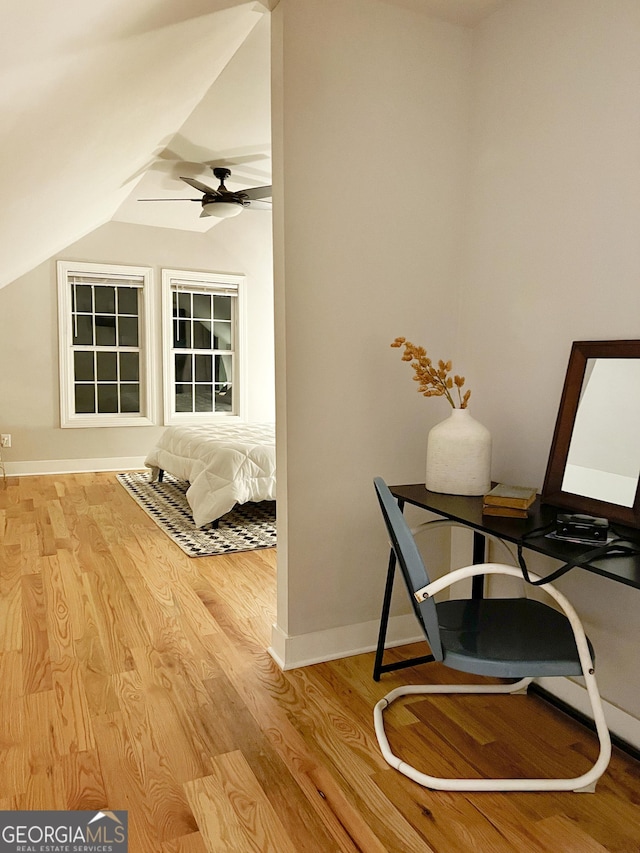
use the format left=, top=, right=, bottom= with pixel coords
left=542, top=339, right=640, bottom=528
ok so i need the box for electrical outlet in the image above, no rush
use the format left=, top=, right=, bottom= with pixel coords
left=1, top=434, right=11, bottom=448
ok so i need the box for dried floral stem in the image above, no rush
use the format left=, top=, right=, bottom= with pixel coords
left=390, top=337, right=471, bottom=409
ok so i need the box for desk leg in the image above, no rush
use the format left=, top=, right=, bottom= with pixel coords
left=373, top=498, right=435, bottom=681
left=472, top=530, right=485, bottom=598
left=373, top=548, right=397, bottom=682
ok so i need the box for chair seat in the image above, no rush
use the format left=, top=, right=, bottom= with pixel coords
left=437, top=598, right=594, bottom=678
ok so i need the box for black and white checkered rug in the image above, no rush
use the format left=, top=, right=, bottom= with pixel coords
left=116, top=471, right=277, bottom=557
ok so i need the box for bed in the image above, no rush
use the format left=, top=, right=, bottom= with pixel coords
left=144, top=421, right=276, bottom=528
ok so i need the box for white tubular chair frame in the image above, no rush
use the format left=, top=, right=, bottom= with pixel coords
left=374, top=562, right=612, bottom=793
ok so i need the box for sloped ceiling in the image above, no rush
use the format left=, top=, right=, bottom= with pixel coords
left=0, top=0, right=268, bottom=289
left=112, top=13, right=272, bottom=233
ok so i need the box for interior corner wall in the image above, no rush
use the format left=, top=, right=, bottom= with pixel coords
left=0, top=218, right=274, bottom=470
left=460, top=0, right=640, bottom=726
left=271, top=0, right=471, bottom=663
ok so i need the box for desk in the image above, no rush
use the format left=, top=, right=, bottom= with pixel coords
left=373, top=484, right=640, bottom=681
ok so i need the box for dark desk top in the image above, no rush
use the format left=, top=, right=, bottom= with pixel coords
left=390, top=483, right=640, bottom=590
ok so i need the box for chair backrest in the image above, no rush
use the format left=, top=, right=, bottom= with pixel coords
left=373, top=477, right=443, bottom=661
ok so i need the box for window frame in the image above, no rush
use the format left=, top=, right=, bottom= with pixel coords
left=57, top=260, right=156, bottom=428
left=161, top=269, right=246, bottom=425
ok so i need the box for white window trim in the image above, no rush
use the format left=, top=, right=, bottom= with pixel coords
left=57, top=260, right=156, bottom=428
left=161, top=269, right=247, bottom=426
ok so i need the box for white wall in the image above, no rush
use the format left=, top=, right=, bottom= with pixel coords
left=272, top=0, right=640, bottom=739
left=0, top=217, right=274, bottom=469
left=461, top=0, right=640, bottom=720
left=271, top=0, right=471, bottom=661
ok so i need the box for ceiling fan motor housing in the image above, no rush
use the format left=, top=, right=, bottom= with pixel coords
left=213, top=167, right=232, bottom=182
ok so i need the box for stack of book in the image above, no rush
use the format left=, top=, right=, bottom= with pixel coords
left=482, top=483, right=537, bottom=518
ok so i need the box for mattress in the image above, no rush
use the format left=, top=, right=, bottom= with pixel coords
left=144, top=421, right=276, bottom=528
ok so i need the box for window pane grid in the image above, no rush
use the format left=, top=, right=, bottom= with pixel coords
left=170, top=286, right=235, bottom=414
left=71, top=280, right=142, bottom=416
left=173, top=351, right=234, bottom=413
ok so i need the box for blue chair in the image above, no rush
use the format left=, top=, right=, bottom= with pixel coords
left=373, top=477, right=611, bottom=792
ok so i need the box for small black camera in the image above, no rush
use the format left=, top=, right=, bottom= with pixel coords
left=555, top=513, right=609, bottom=542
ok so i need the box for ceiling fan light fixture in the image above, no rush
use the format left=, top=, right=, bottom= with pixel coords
left=202, top=200, right=244, bottom=219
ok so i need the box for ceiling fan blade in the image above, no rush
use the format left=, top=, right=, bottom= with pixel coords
left=138, top=198, right=201, bottom=202
left=241, top=184, right=272, bottom=200
left=247, top=200, right=272, bottom=210
left=180, top=176, right=220, bottom=195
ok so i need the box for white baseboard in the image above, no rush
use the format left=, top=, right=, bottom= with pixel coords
left=268, top=614, right=423, bottom=671
left=535, top=676, right=640, bottom=751
left=4, top=457, right=147, bottom=476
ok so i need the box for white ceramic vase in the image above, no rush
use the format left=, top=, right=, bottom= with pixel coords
left=425, top=408, right=492, bottom=496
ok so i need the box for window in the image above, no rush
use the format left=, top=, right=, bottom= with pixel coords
left=57, top=261, right=155, bottom=427
left=162, top=269, right=245, bottom=424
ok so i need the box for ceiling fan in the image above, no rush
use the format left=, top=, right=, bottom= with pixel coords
left=138, top=166, right=272, bottom=219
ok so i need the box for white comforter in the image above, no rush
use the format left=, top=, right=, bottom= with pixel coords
left=144, top=422, right=276, bottom=528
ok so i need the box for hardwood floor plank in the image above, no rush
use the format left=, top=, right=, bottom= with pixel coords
left=22, top=572, right=53, bottom=693
left=280, top=665, right=439, bottom=852
left=2, top=472, right=640, bottom=853
left=73, top=593, right=122, bottom=717
left=46, top=497, right=71, bottom=542
left=35, top=504, right=57, bottom=557
left=81, top=567, right=137, bottom=675
left=42, top=554, right=75, bottom=662
left=540, top=784, right=640, bottom=852
left=532, top=815, right=610, bottom=852
left=56, top=550, right=90, bottom=642
left=0, top=649, right=28, bottom=799
left=161, top=832, right=209, bottom=853
left=316, top=653, right=420, bottom=726
left=373, top=769, right=521, bottom=853
left=0, top=746, right=28, bottom=802
left=84, top=545, right=150, bottom=653
left=0, top=649, right=24, bottom=744
left=50, top=655, right=95, bottom=754
left=1, top=514, right=23, bottom=548
left=92, top=710, right=162, bottom=852
left=407, top=694, right=581, bottom=780
left=286, top=663, right=389, bottom=773
left=112, top=668, right=200, bottom=843
left=0, top=551, right=22, bottom=652
left=17, top=762, right=66, bottom=811
left=61, top=749, right=109, bottom=811
left=470, top=790, right=635, bottom=853
left=24, top=689, right=64, bottom=765
left=184, top=751, right=298, bottom=853
left=206, top=628, right=410, bottom=853
left=201, top=672, right=341, bottom=852
left=123, top=535, right=219, bottom=644
left=128, top=645, right=216, bottom=784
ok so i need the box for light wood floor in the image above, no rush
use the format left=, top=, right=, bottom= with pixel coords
left=2, top=472, right=640, bottom=852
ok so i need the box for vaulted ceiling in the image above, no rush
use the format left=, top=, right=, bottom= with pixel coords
left=0, top=0, right=272, bottom=290
left=0, top=0, right=507, bottom=291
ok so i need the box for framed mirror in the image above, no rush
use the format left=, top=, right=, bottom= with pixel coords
left=542, top=339, right=640, bottom=528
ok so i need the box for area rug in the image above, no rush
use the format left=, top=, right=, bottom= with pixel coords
left=116, top=471, right=276, bottom=557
